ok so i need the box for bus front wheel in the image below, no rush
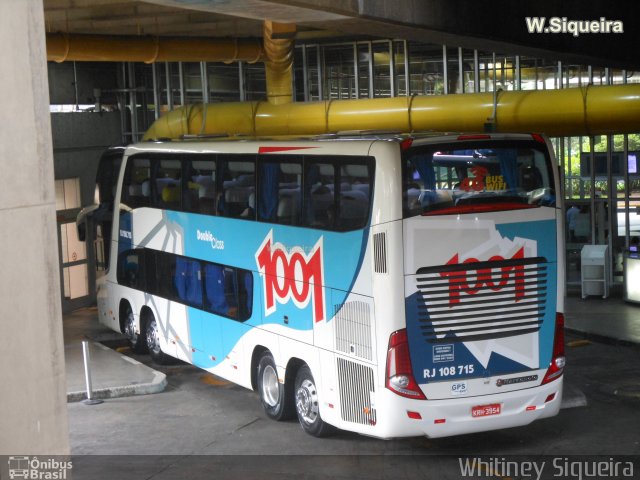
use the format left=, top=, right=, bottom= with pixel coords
left=295, top=365, right=335, bottom=437
left=123, top=303, right=147, bottom=353
left=257, top=352, right=295, bottom=421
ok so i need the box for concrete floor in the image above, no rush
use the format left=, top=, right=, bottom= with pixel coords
left=565, top=293, right=640, bottom=344
left=64, top=306, right=640, bottom=478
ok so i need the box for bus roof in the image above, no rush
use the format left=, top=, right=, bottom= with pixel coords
left=131, top=132, right=544, bottom=155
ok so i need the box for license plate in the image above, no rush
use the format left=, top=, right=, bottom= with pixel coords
left=472, top=403, right=501, bottom=418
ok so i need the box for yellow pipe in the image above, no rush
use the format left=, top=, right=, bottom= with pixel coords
left=262, top=21, right=295, bottom=105
left=46, top=27, right=294, bottom=104
left=143, top=84, right=640, bottom=140
left=46, top=33, right=263, bottom=64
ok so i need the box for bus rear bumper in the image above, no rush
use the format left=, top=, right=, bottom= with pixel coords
left=372, top=378, right=563, bottom=439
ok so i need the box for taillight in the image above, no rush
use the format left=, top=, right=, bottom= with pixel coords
left=422, top=203, right=537, bottom=216
left=457, top=134, right=491, bottom=141
left=542, top=313, right=566, bottom=384
left=400, top=138, right=414, bottom=151
left=385, top=329, right=427, bottom=400
left=531, top=133, right=546, bottom=144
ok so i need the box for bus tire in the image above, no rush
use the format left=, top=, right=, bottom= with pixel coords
left=294, top=365, right=335, bottom=437
left=145, top=312, right=171, bottom=365
left=123, top=303, right=147, bottom=353
left=257, top=352, right=295, bottom=421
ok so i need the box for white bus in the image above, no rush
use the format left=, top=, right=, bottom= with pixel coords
left=93, top=132, right=565, bottom=438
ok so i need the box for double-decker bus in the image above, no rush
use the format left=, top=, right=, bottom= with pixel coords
left=93, top=132, right=565, bottom=438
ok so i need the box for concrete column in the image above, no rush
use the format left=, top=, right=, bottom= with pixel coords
left=0, top=0, right=69, bottom=454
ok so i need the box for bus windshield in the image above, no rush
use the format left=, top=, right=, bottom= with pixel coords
left=403, top=140, right=555, bottom=217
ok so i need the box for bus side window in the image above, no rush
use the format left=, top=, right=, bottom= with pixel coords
left=174, top=257, right=203, bottom=307
left=220, top=157, right=255, bottom=219
left=155, top=159, right=182, bottom=211
left=304, top=162, right=335, bottom=229
left=223, top=267, right=239, bottom=318
left=277, top=162, right=302, bottom=225
left=337, top=163, right=371, bottom=230
left=258, top=163, right=280, bottom=222
left=116, top=249, right=145, bottom=290
left=202, top=263, right=253, bottom=321
left=204, top=264, right=229, bottom=316
left=258, top=158, right=301, bottom=226
left=122, top=158, right=150, bottom=210
left=238, top=270, right=253, bottom=320
left=189, top=158, right=217, bottom=215
left=154, top=251, right=179, bottom=301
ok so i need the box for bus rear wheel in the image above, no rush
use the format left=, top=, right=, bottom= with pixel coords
left=145, top=313, right=171, bottom=365
left=295, top=365, right=335, bottom=437
left=257, top=352, right=295, bottom=421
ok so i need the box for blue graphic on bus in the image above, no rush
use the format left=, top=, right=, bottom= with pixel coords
left=406, top=219, right=557, bottom=383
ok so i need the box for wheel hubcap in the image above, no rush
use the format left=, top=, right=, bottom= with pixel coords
left=146, top=320, right=160, bottom=355
left=125, top=310, right=137, bottom=345
left=261, top=365, right=280, bottom=407
left=296, top=378, right=319, bottom=424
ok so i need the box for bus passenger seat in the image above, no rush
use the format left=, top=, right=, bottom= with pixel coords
left=519, top=165, right=542, bottom=192
left=138, top=181, right=151, bottom=207
left=225, top=187, right=253, bottom=217
left=277, top=195, right=298, bottom=225
left=199, top=184, right=217, bottom=214
left=243, top=272, right=253, bottom=316
left=204, top=264, right=228, bottom=315
left=340, top=196, right=367, bottom=225
left=128, top=184, right=142, bottom=197
left=186, top=263, right=202, bottom=305
left=127, top=184, right=146, bottom=207
left=173, top=258, right=202, bottom=305
left=183, top=182, right=200, bottom=213
left=162, top=184, right=180, bottom=210
left=174, top=258, right=188, bottom=301
left=352, top=183, right=370, bottom=197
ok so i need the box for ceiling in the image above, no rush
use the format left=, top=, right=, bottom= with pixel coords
left=42, top=0, right=639, bottom=69
left=42, top=0, right=353, bottom=40
left=43, top=1, right=262, bottom=38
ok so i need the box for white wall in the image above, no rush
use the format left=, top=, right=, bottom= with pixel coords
left=0, top=0, right=69, bottom=454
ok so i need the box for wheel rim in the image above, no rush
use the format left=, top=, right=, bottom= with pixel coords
left=146, top=319, right=161, bottom=355
left=124, top=309, right=138, bottom=346
left=261, top=364, right=280, bottom=407
left=296, top=378, right=319, bottom=425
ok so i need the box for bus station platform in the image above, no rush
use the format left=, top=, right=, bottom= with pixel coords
left=63, top=307, right=167, bottom=402
left=61, top=293, right=640, bottom=408
left=565, top=291, right=640, bottom=346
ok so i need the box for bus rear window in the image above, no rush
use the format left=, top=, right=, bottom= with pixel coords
left=403, top=141, right=555, bottom=217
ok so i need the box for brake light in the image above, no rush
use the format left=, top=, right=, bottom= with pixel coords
left=457, top=134, right=491, bottom=141
left=531, top=133, right=546, bottom=144
left=423, top=203, right=537, bottom=216
left=542, top=313, right=566, bottom=384
left=385, top=329, right=427, bottom=400
left=400, top=138, right=414, bottom=151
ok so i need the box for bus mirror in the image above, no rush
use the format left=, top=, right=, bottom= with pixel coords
left=75, top=204, right=99, bottom=242
left=77, top=222, right=87, bottom=242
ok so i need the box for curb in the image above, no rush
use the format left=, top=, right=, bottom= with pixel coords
left=67, top=342, right=168, bottom=403
left=67, top=370, right=167, bottom=403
